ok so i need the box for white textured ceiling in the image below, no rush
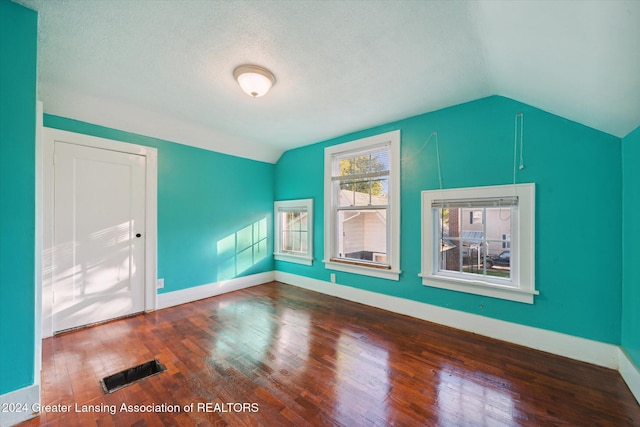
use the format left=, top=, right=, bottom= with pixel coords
left=16, top=0, right=640, bottom=163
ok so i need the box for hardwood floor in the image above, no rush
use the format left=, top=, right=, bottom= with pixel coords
left=19, top=281, right=639, bottom=426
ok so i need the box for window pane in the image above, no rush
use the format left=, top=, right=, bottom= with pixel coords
left=282, top=230, right=307, bottom=253
left=485, top=207, right=511, bottom=242
left=485, top=250, right=511, bottom=278
left=339, top=180, right=370, bottom=206
left=338, top=178, right=388, bottom=207
left=460, top=207, right=484, bottom=264
left=284, top=211, right=308, bottom=232
left=371, top=178, right=389, bottom=202
left=462, top=246, right=485, bottom=275
left=338, top=149, right=389, bottom=177
left=462, top=208, right=484, bottom=226
left=337, top=208, right=387, bottom=263
left=299, top=212, right=308, bottom=232
left=484, top=207, right=511, bottom=277
left=282, top=210, right=307, bottom=232
left=372, top=150, right=390, bottom=172
left=285, top=212, right=298, bottom=231
left=282, top=230, right=293, bottom=251
left=442, top=208, right=459, bottom=239
left=339, top=155, right=370, bottom=176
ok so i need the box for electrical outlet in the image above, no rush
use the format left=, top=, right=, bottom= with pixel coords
left=330, top=273, right=336, bottom=283
left=157, top=278, right=164, bottom=289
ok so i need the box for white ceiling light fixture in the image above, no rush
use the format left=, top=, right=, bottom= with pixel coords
left=233, top=64, right=276, bottom=98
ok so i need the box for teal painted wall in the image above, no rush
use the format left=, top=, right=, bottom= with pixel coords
left=622, top=125, right=640, bottom=366
left=0, top=0, right=38, bottom=394
left=275, top=95, right=622, bottom=344
left=44, top=116, right=275, bottom=293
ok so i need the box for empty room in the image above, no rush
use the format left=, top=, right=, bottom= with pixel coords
left=1, top=0, right=640, bottom=425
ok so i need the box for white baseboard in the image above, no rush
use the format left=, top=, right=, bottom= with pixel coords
left=275, top=271, right=619, bottom=369
left=0, top=384, right=39, bottom=427
left=156, top=271, right=275, bottom=310
left=619, top=348, right=640, bottom=405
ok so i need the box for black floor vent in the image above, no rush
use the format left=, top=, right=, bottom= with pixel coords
left=100, top=359, right=166, bottom=394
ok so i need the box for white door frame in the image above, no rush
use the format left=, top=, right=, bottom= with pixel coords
left=41, top=127, right=158, bottom=338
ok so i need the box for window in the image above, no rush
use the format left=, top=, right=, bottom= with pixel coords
left=324, top=130, right=401, bottom=280
left=470, top=210, right=483, bottom=224
left=274, top=199, right=313, bottom=265
left=420, top=183, right=537, bottom=303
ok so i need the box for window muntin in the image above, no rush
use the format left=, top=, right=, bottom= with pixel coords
left=324, top=130, right=401, bottom=280
left=274, top=199, right=313, bottom=265
left=421, top=184, right=536, bottom=303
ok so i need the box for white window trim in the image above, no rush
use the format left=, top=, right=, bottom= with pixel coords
left=420, top=183, right=537, bottom=303
left=274, top=198, right=314, bottom=266
left=324, top=130, right=401, bottom=281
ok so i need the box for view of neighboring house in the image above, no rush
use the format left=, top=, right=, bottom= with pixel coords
left=337, top=189, right=387, bottom=264
left=441, top=207, right=511, bottom=273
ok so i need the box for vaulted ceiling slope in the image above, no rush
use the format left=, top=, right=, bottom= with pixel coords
left=16, top=0, right=640, bottom=163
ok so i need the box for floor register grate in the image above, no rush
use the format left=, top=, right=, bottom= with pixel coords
left=100, top=359, right=167, bottom=394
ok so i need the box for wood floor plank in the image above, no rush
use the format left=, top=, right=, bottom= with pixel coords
left=17, top=281, right=640, bottom=426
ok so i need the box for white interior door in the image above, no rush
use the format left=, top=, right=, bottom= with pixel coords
left=52, top=141, right=146, bottom=333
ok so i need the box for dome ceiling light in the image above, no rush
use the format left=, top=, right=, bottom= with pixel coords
left=233, top=64, right=276, bottom=98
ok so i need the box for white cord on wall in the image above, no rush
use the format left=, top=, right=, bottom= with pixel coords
left=513, top=112, right=525, bottom=187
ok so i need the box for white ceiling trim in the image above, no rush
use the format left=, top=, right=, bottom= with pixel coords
left=42, top=84, right=281, bottom=163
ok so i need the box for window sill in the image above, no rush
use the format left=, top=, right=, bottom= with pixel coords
left=419, top=273, right=538, bottom=304
left=325, top=260, right=401, bottom=281
left=274, top=253, right=313, bottom=266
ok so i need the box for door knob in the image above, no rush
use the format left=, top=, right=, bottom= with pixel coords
left=136, top=233, right=142, bottom=238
